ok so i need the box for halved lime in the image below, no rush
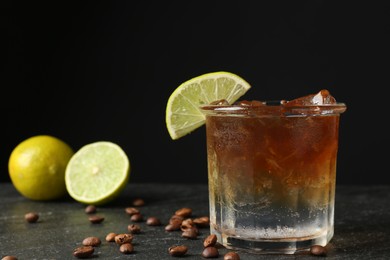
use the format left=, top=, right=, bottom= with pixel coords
left=65, top=141, right=130, bottom=205
left=165, top=71, right=251, bottom=140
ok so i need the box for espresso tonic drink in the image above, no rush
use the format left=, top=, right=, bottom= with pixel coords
left=201, top=90, right=346, bottom=254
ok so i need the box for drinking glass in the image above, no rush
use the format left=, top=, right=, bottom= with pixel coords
left=201, top=90, right=346, bottom=254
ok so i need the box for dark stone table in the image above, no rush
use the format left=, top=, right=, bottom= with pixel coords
left=1, top=183, right=389, bottom=259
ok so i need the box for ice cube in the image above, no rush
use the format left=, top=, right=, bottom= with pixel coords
left=236, top=100, right=265, bottom=107
left=285, top=89, right=337, bottom=106
left=210, top=99, right=230, bottom=105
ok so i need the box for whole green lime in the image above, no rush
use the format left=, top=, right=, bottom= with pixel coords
left=8, top=135, right=74, bottom=200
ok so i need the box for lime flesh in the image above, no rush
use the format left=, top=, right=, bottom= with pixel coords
left=65, top=141, right=130, bottom=205
left=166, top=71, right=251, bottom=140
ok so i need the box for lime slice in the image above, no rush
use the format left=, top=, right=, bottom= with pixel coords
left=166, top=71, right=251, bottom=140
left=65, top=141, right=130, bottom=205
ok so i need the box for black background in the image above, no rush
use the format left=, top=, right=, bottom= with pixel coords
left=2, top=1, right=390, bottom=185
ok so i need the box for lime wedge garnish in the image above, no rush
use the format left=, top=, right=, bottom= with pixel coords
left=65, top=141, right=130, bottom=205
left=165, top=71, right=251, bottom=140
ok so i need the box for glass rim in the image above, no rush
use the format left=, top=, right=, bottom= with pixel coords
left=200, top=102, right=347, bottom=116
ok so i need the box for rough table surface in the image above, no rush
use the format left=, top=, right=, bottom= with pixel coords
left=0, top=183, right=389, bottom=260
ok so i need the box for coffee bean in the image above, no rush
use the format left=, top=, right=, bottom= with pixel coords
left=203, top=234, right=217, bottom=247
left=310, top=245, right=327, bottom=256
left=73, top=246, right=94, bottom=258
left=88, top=215, right=104, bottom=224
left=130, top=213, right=143, bottom=222
left=193, top=216, right=210, bottom=227
left=132, top=198, right=145, bottom=206
left=181, top=218, right=195, bottom=231
left=201, top=246, right=219, bottom=258
left=119, top=243, right=134, bottom=254
left=24, top=212, right=39, bottom=223
left=175, top=207, right=192, bottom=218
left=105, top=232, right=117, bottom=242
left=170, top=215, right=184, bottom=224
left=168, top=245, right=188, bottom=257
left=115, top=233, right=133, bottom=245
left=165, top=223, right=181, bottom=231
left=125, top=207, right=140, bottom=215
left=82, top=236, right=101, bottom=247
left=182, top=228, right=198, bottom=239
left=146, top=216, right=161, bottom=226
left=1, top=256, right=18, bottom=260
left=84, top=205, right=96, bottom=214
left=224, top=252, right=240, bottom=260
left=166, top=215, right=184, bottom=231
left=128, top=224, right=141, bottom=234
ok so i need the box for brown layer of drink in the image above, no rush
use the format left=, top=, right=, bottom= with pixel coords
left=202, top=90, right=346, bottom=207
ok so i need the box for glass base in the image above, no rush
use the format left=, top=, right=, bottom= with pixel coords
left=214, top=229, right=333, bottom=255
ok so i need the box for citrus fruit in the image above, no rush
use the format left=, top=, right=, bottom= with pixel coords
left=65, top=141, right=130, bottom=205
left=8, top=135, right=74, bottom=201
left=165, top=71, right=251, bottom=140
